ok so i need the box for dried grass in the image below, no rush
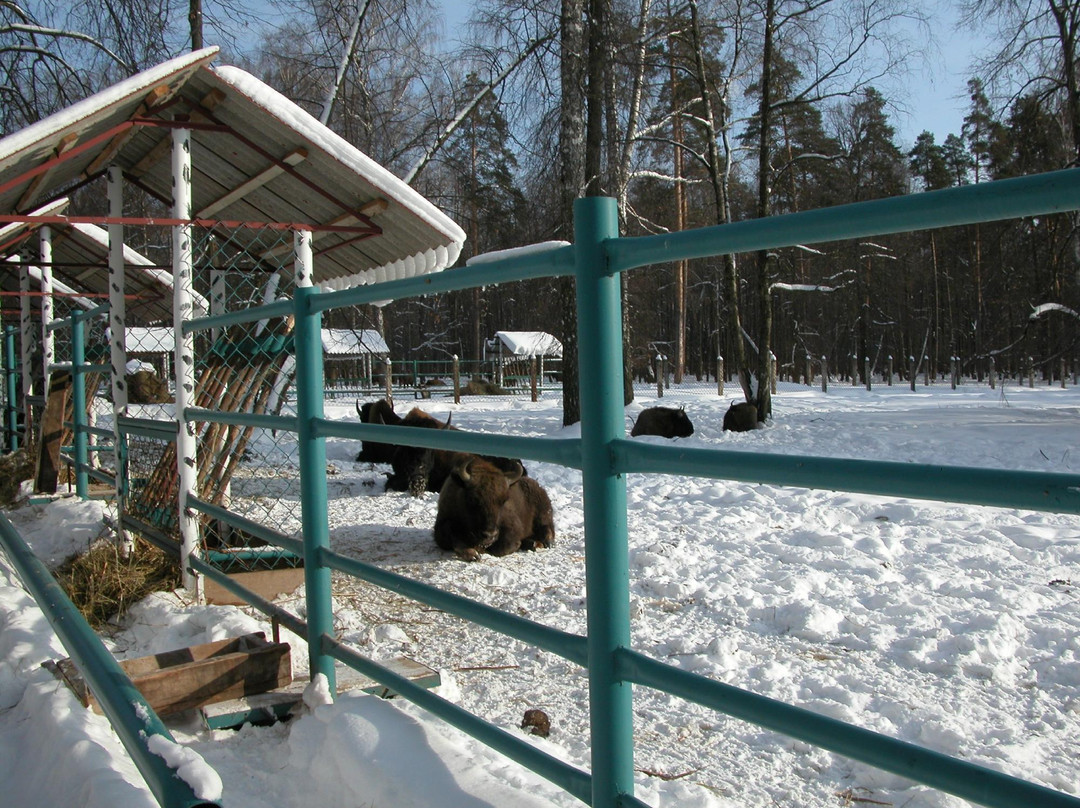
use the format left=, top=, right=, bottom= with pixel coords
left=0, top=450, right=34, bottom=507
left=55, top=538, right=181, bottom=628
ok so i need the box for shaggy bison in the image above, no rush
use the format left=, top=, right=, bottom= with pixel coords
left=630, top=406, right=695, bottom=438
left=355, top=399, right=404, bottom=463
left=383, top=407, right=526, bottom=498
left=433, top=455, right=555, bottom=561
left=722, top=401, right=761, bottom=432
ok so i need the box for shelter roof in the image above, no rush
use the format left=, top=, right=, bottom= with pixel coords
left=321, top=328, right=389, bottom=356
left=492, top=331, right=563, bottom=357
left=0, top=47, right=465, bottom=299
left=1, top=199, right=197, bottom=324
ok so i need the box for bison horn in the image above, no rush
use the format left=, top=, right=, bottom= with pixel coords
left=356, top=400, right=364, bottom=419
left=503, top=461, right=524, bottom=485
left=455, top=455, right=475, bottom=483
left=445, top=411, right=453, bottom=428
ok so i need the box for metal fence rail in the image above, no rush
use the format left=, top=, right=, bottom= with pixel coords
left=5, top=167, right=1080, bottom=808
left=170, top=168, right=1080, bottom=808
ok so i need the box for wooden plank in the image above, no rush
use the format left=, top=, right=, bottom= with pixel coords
left=49, top=632, right=291, bottom=717
left=128, top=89, right=227, bottom=179
left=34, top=371, right=71, bottom=494
left=203, top=566, right=305, bottom=606
left=200, top=657, right=441, bottom=730
left=16, top=133, right=79, bottom=211
left=83, top=84, right=174, bottom=177
left=195, top=147, right=308, bottom=218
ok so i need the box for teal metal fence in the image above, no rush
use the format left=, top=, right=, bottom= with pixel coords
left=172, top=169, right=1080, bottom=808
left=4, top=167, right=1080, bottom=807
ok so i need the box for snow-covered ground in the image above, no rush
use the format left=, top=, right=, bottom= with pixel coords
left=2, top=380, right=1079, bottom=807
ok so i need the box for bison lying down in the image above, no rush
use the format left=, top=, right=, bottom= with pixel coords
left=434, top=454, right=555, bottom=561
left=722, top=401, right=761, bottom=432
left=631, top=406, right=694, bottom=438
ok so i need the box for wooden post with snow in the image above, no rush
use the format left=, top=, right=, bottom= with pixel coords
left=924, top=356, right=930, bottom=386
left=821, top=356, right=828, bottom=393
left=716, top=356, right=724, bottom=396
left=887, top=355, right=893, bottom=386
left=1028, top=356, right=1035, bottom=388
left=452, top=355, right=460, bottom=404
left=805, top=354, right=812, bottom=386
left=989, top=358, right=996, bottom=390
left=864, top=357, right=871, bottom=391
left=656, top=355, right=664, bottom=398
left=384, top=358, right=393, bottom=406
left=909, top=356, right=916, bottom=392
left=530, top=356, right=538, bottom=402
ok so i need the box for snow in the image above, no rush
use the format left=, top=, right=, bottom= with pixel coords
left=2, top=382, right=1080, bottom=807
left=1030, top=302, right=1080, bottom=321
left=491, top=330, right=563, bottom=357
left=320, top=328, right=389, bottom=356
left=466, top=241, right=570, bottom=265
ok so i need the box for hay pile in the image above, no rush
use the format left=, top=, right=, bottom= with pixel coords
left=0, top=450, right=33, bottom=507
left=55, top=538, right=181, bottom=628
left=461, top=378, right=510, bottom=396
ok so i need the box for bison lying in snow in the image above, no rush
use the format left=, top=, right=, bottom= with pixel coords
left=722, top=401, right=761, bottom=432
left=630, top=406, right=695, bottom=438
left=434, top=455, right=555, bottom=561
left=355, top=399, right=403, bottom=463
left=380, top=407, right=525, bottom=497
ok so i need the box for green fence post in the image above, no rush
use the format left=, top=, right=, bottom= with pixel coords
left=3, top=325, right=18, bottom=451
left=574, top=196, right=634, bottom=808
left=294, top=279, right=336, bottom=694
left=71, top=314, right=89, bottom=498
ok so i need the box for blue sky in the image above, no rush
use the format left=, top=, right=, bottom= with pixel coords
left=435, top=1, right=989, bottom=149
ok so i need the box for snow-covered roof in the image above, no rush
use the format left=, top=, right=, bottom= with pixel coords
left=321, top=328, right=389, bottom=356
left=0, top=48, right=465, bottom=294
left=492, top=331, right=563, bottom=357
left=126, top=327, right=175, bottom=353
left=0, top=201, right=194, bottom=324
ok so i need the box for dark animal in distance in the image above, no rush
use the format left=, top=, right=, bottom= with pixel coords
left=722, top=401, right=761, bottom=432
left=434, top=455, right=555, bottom=561
left=630, top=406, right=695, bottom=438
left=355, top=399, right=403, bottom=463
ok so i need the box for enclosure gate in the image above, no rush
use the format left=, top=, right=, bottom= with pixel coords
left=166, top=171, right=1080, bottom=808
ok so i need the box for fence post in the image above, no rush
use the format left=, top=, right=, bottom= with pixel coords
left=887, top=355, right=893, bottom=386
left=821, top=355, right=828, bottom=393
left=71, top=313, right=89, bottom=499
left=573, top=197, right=634, bottom=808
left=294, top=253, right=336, bottom=695
left=717, top=356, right=724, bottom=396
left=385, top=358, right=393, bottom=405
left=530, top=356, right=538, bottom=402
left=171, top=123, right=199, bottom=593
left=909, top=356, right=916, bottom=392
left=3, top=326, right=18, bottom=451
left=656, top=354, right=664, bottom=398
left=806, top=353, right=812, bottom=386
left=452, top=355, right=461, bottom=404
left=989, top=357, right=996, bottom=390
left=1028, top=356, right=1035, bottom=388
left=924, top=356, right=930, bottom=386
left=864, top=357, right=871, bottom=392
left=1062, top=358, right=1067, bottom=389
left=769, top=352, right=777, bottom=393
left=851, top=354, right=858, bottom=386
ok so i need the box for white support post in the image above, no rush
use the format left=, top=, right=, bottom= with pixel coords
left=18, top=253, right=32, bottom=433
left=40, top=235, right=54, bottom=388
left=107, top=167, right=131, bottom=552
left=172, top=126, right=199, bottom=594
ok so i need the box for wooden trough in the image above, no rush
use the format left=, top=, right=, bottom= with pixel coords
left=47, top=631, right=291, bottom=717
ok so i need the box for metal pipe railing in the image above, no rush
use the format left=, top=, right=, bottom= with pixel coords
left=0, top=514, right=220, bottom=808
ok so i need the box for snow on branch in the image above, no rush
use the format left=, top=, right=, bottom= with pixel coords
left=1029, top=303, right=1080, bottom=321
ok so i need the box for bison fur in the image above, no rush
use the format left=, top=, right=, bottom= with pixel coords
left=722, top=401, right=761, bottom=432
left=434, top=455, right=554, bottom=561
left=630, top=406, right=695, bottom=438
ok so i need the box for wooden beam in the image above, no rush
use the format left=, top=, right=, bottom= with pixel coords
left=83, top=84, right=174, bottom=177
left=256, top=198, right=387, bottom=260
left=128, top=89, right=227, bottom=179
left=16, top=133, right=79, bottom=211
left=196, top=147, right=308, bottom=218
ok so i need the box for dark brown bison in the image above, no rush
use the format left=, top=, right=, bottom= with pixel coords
left=385, top=408, right=526, bottom=498
left=722, top=401, right=761, bottom=432
left=355, top=399, right=404, bottom=463
left=630, top=406, right=695, bottom=438
left=433, top=455, right=555, bottom=561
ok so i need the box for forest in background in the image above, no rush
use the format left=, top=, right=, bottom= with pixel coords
left=3, top=0, right=1080, bottom=423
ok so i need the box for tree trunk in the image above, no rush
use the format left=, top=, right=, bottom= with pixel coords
left=754, top=0, right=777, bottom=421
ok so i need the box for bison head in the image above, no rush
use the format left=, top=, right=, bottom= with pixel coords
left=387, top=407, right=455, bottom=496
left=434, top=455, right=524, bottom=559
